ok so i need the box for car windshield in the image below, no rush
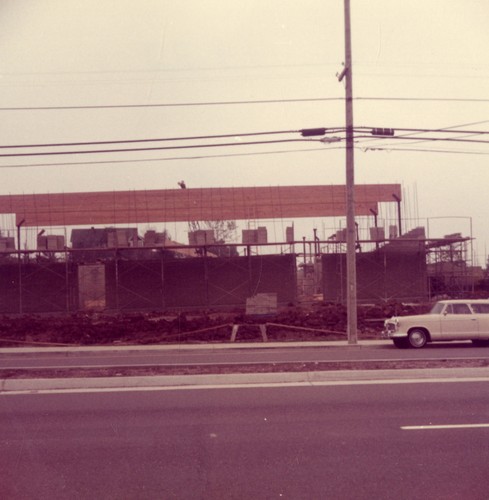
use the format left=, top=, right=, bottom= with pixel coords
left=430, top=302, right=445, bottom=314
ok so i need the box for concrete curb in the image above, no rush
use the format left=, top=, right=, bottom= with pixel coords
left=0, top=339, right=389, bottom=355
left=3, top=366, right=489, bottom=393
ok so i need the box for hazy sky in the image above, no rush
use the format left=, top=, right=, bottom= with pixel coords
left=0, top=1, right=488, bottom=261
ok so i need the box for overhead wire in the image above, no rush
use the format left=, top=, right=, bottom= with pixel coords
left=354, top=135, right=489, bottom=145
left=1, top=138, right=488, bottom=169
left=359, top=146, right=489, bottom=156
left=0, top=121, right=488, bottom=164
left=0, top=128, right=340, bottom=149
left=0, top=98, right=343, bottom=111
left=355, top=125, right=489, bottom=136
left=355, top=120, right=489, bottom=154
left=371, top=132, right=488, bottom=150
left=1, top=96, right=489, bottom=112
left=1, top=123, right=488, bottom=152
left=0, top=146, right=343, bottom=169
left=0, top=138, right=323, bottom=158
left=4, top=134, right=488, bottom=159
left=353, top=119, right=489, bottom=149
left=356, top=97, right=489, bottom=103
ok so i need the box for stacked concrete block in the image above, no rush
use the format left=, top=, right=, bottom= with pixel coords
left=37, top=234, right=64, bottom=250
left=37, top=235, right=47, bottom=250
left=444, top=232, right=462, bottom=240
left=189, top=229, right=215, bottom=246
left=46, top=235, right=58, bottom=250
left=242, top=229, right=257, bottom=245
left=144, top=230, right=157, bottom=246
left=107, top=228, right=133, bottom=247
left=116, top=229, right=128, bottom=246
left=155, top=232, right=167, bottom=245
left=242, top=228, right=268, bottom=245
left=286, top=226, right=294, bottom=243
left=387, top=227, right=426, bottom=251
left=0, top=237, right=14, bottom=251
left=257, top=226, right=268, bottom=244
left=195, top=231, right=207, bottom=246
left=144, top=230, right=168, bottom=247
left=369, top=227, right=385, bottom=242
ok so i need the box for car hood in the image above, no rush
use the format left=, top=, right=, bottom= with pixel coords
left=387, top=314, right=439, bottom=323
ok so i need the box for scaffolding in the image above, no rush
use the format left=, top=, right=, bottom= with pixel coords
left=426, top=234, right=476, bottom=297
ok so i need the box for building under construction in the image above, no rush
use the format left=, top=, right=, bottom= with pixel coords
left=0, top=184, right=478, bottom=314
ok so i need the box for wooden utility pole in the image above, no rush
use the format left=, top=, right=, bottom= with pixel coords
left=344, top=0, right=357, bottom=344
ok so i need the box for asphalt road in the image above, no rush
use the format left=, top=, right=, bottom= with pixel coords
left=2, top=380, right=489, bottom=499
left=2, top=342, right=489, bottom=370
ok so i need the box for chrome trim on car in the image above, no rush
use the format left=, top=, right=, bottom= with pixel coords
left=382, top=318, right=400, bottom=338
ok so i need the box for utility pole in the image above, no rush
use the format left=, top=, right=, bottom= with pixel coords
left=343, top=0, right=357, bottom=344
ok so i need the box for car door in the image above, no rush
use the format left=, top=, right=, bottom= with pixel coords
left=440, top=303, right=479, bottom=340
left=471, top=303, right=489, bottom=339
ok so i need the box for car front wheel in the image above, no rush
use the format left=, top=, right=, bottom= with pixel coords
left=472, top=339, right=489, bottom=347
left=393, top=338, right=409, bottom=349
left=407, top=329, right=428, bottom=348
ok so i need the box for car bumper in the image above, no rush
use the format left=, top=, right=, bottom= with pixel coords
left=382, top=328, right=407, bottom=339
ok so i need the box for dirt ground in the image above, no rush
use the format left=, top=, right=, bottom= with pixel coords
left=0, top=302, right=430, bottom=347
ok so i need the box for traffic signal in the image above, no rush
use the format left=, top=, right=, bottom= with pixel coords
left=300, top=128, right=327, bottom=137
left=371, top=128, right=395, bottom=136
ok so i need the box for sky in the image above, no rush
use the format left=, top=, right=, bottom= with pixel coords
left=0, top=0, right=488, bottom=263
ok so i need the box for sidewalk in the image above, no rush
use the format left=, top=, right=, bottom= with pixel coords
left=0, top=339, right=390, bottom=355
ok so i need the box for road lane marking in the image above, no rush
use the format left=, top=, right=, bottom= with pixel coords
left=402, top=424, right=489, bottom=430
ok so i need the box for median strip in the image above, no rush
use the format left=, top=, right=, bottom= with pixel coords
left=401, top=424, right=489, bottom=430
left=3, top=357, right=489, bottom=379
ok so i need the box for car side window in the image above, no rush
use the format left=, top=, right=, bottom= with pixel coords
left=453, top=303, right=471, bottom=314
left=471, top=304, right=489, bottom=314
left=445, top=304, right=471, bottom=314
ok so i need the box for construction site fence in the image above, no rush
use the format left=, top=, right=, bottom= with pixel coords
left=322, top=248, right=429, bottom=303
left=0, top=250, right=297, bottom=314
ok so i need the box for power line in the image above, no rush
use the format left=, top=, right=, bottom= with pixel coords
left=3, top=124, right=488, bottom=151
left=371, top=132, right=488, bottom=150
left=0, top=98, right=343, bottom=111
left=355, top=126, right=489, bottom=136
left=0, top=138, right=321, bottom=158
left=354, top=135, right=489, bottom=145
left=359, top=146, right=489, bottom=156
left=1, top=96, right=489, bottom=111
left=353, top=119, right=489, bottom=148
left=1, top=130, right=489, bottom=159
left=0, top=121, right=488, bottom=162
left=0, top=62, right=339, bottom=77
left=0, top=128, right=333, bottom=149
left=1, top=137, right=488, bottom=168
left=0, top=146, right=342, bottom=169
left=357, top=97, right=489, bottom=103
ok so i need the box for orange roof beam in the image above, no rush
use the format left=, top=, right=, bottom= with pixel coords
left=0, top=184, right=401, bottom=227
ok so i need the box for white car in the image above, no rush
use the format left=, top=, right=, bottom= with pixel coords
left=383, top=299, right=489, bottom=348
